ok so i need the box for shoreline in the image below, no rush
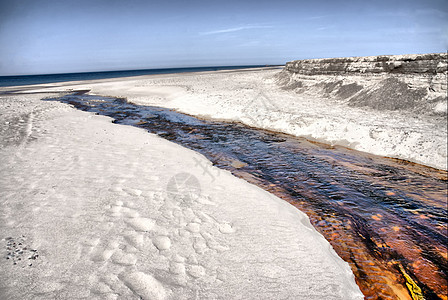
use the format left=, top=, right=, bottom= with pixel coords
left=2, top=67, right=446, bottom=170
left=0, top=66, right=283, bottom=90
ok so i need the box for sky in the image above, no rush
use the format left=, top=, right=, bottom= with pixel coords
left=0, top=0, right=447, bottom=75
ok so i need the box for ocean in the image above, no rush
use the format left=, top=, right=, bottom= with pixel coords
left=0, top=65, right=266, bottom=87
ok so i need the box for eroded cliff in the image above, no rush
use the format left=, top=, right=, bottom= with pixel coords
left=277, top=53, right=447, bottom=115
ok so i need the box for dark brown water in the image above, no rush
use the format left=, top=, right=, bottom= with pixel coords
left=47, top=93, right=447, bottom=300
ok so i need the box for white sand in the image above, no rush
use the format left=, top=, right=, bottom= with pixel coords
left=20, top=67, right=447, bottom=170
left=0, top=92, right=363, bottom=299
left=2, top=66, right=444, bottom=298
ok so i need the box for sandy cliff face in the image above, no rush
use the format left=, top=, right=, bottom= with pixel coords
left=277, top=53, right=447, bottom=116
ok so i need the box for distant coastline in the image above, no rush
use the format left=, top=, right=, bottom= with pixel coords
left=0, top=65, right=281, bottom=87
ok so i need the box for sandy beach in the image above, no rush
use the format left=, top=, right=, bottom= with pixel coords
left=1, top=66, right=446, bottom=299
left=0, top=71, right=364, bottom=299
left=2, top=0, right=446, bottom=297
left=12, top=67, right=447, bottom=170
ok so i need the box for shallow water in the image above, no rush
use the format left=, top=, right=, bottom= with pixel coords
left=47, top=93, right=447, bottom=300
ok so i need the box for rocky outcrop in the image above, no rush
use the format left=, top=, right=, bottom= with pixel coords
left=278, top=53, right=447, bottom=115
left=284, top=53, right=447, bottom=75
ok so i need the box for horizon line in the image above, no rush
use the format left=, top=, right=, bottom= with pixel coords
left=0, top=64, right=285, bottom=78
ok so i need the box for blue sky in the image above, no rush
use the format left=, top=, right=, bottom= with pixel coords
left=0, top=0, right=447, bottom=75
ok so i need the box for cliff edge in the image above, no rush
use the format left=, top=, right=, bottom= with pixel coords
left=277, top=53, right=447, bottom=115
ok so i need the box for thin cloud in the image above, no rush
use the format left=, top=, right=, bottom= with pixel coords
left=316, top=25, right=335, bottom=31
left=306, top=15, right=327, bottom=20
left=200, top=25, right=273, bottom=36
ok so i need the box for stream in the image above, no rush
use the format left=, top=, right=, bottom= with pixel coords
left=47, top=92, right=447, bottom=300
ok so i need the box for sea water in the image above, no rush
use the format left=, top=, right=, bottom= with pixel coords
left=0, top=65, right=266, bottom=87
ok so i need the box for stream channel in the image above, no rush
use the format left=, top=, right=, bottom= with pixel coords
left=47, top=92, right=447, bottom=300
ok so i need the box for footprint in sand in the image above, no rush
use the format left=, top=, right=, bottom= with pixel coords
left=186, top=222, right=200, bottom=233
left=125, top=217, right=155, bottom=232
left=122, top=187, right=143, bottom=197
left=108, top=205, right=122, bottom=217
left=186, top=264, right=206, bottom=278
left=193, top=237, right=208, bottom=254
left=120, top=271, right=168, bottom=300
left=111, top=249, right=137, bottom=266
left=90, top=247, right=115, bottom=262
left=219, top=223, right=235, bottom=234
left=110, top=186, right=123, bottom=192
left=152, top=236, right=171, bottom=251
left=78, top=237, right=101, bottom=257
left=200, top=232, right=229, bottom=253
left=82, top=237, right=116, bottom=262
left=169, top=262, right=186, bottom=275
